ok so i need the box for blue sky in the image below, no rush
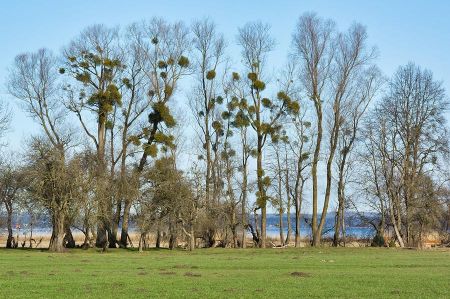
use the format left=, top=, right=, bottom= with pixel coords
left=1, top=0, right=450, bottom=149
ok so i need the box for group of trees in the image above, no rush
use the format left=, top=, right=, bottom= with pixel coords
left=1, top=13, right=449, bottom=252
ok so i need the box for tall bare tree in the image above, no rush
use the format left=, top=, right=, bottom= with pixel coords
left=8, top=49, right=73, bottom=252
left=292, top=13, right=335, bottom=246
left=332, top=66, right=382, bottom=246
left=190, top=18, right=226, bottom=207
left=293, top=14, right=376, bottom=245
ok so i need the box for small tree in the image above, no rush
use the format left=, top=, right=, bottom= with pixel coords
left=0, top=158, right=24, bottom=248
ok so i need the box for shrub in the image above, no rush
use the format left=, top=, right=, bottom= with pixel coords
left=371, top=233, right=385, bottom=247
left=388, top=239, right=396, bottom=248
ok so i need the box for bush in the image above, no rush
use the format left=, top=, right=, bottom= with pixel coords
left=371, top=233, right=385, bottom=247
left=388, top=239, right=396, bottom=248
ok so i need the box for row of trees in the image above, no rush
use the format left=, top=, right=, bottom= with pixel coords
left=1, top=13, right=449, bottom=252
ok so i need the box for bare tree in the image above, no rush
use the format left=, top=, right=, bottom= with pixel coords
left=8, top=49, right=73, bottom=252
left=332, top=66, right=383, bottom=246
left=190, top=18, right=226, bottom=206
left=293, top=14, right=376, bottom=245
left=287, top=108, right=313, bottom=247
left=292, top=13, right=335, bottom=246
left=363, top=64, right=448, bottom=247
left=0, top=157, right=24, bottom=248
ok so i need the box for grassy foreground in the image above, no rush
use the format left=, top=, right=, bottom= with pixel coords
left=0, top=247, right=449, bottom=298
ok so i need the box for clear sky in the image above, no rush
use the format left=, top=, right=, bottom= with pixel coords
left=1, top=0, right=450, bottom=148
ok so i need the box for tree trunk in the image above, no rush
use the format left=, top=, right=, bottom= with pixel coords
left=138, top=232, right=146, bottom=252
left=315, top=108, right=340, bottom=246
left=253, top=209, right=261, bottom=246
left=278, top=208, right=284, bottom=246
left=169, top=222, right=177, bottom=250
left=6, top=204, right=13, bottom=248
left=241, top=159, right=248, bottom=249
left=257, top=135, right=266, bottom=248
left=205, top=116, right=211, bottom=209
left=96, top=111, right=112, bottom=249
left=341, top=205, right=346, bottom=247
left=333, top=205, right=342, bottom=247
left=96, top=221, right=109, bottom=248
left=49, top=210, right=65, bottom=252
left=189, top=225, right=195, bottom=251
left=333, top=155, right=346, bottom=247
left=285, top=194, right=291, bottom=246
left=169, top=233, right=177, bottom=250
left=64, top=225, right=76, bottom=248
left=82, top=225, right=90, bottom=249
left=261, top=205, right=267, bottom=248
left=285, top=150, right=291, bottom=246
left=156, top=229, right=161, bottom=248
left=389, top=196, right=405, bottom=247
left=231, top=206, right=238, bottom=248
left=120, top=199, right=132, bottom=247
left=111, top=199, right=121, bottom=247
left=311, top=106, right=322, bottom=246
left=295, top=196, right=301, bottom=247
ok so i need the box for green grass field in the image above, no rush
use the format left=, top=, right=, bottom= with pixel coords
left=0, top=247, right=449, bottom=298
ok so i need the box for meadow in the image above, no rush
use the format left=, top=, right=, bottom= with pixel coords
left=0, top=247, right=449, bottom=298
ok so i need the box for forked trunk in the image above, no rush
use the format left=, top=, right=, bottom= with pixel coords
left=138, top=233, right=146, bottom=252
left=120, top=199, right=132, bottom=247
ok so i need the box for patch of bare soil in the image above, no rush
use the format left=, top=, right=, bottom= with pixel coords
left=290, top=271, right=311, bottom=277
left=184, top=272, right=201, bottom=277
left=159, top=271, right=176, bottom=275
left=173, top=264, right=199, bottom=269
